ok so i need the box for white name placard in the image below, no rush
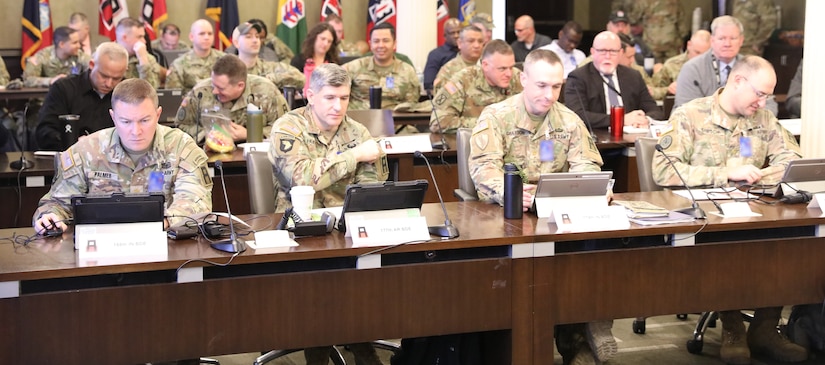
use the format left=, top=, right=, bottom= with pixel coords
left=379, top=134, right=433, bottom=154
left=75, top=222, right=167, bottom=266
left=552, top=205, right=630, bottom=232
left=535, top=195, right=607, bottom=219
left=346, top=209, right=430, bottom=247
left=808, top=193, right=825, bottom=212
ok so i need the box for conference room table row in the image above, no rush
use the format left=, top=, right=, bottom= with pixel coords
left=0, top=129, right=644, bottom=228
left=1, top=191, right=823, bottom=364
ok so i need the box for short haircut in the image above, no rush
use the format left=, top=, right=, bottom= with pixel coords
left=53, top=26, right=76, bottom=46
left=161, top=24, right=181, bottom=35
left=481, top=39, right=513, bottom=60
left=69, top=12, right=88, bottom=25
left=524, top=49, right=562, bottom=71
left=309, top=63, right=351, bottom=93
left=116, top=17, right=143, bottom=38
left=93, top=41, right=129, bottom=64
left=112, top=78, right=159, bottom=108
left=370, top=22, right=396, bottom=40
left=460, top=25, right=483, bottom=40
left=710, top=15, right=744, bottom=36
left=617, top=32, right=635, bottom=49
left=730, top=55, right=774, bottom=79
left=212, top=54, right=248, bottom=84
left=325, top=14, right=343, bottom=24
left=561, top=21, right=583, bottom=35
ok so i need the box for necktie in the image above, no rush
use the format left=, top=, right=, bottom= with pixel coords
left=605, top=74, right=620, bottom=107
left=721, top=65, right=731, bottom=85
left=570, top=55, right=577, bottom=67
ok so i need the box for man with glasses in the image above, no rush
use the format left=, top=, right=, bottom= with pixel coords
left=652, top=55, right=805, bottom=364
left=539, top=21, right=585, bottom=79
left=36, top=42, right=129, bottom=151
left=510, top=15, right=552, bottom=63
left=564, top=31, right=662, bottom=130
left=675, top=16, right=779, bottom=116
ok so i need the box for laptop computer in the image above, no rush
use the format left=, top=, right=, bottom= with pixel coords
left=160, top=49, right=188, bottom=65
left=337, top=180, right=428, bottom=232
left=774, top=158, right=825, bottom=197
left=534, top=171, right=614, bottom=198
left=72, top=192, right=165, bottom=225
left=156, top=89, right=185, bottom=124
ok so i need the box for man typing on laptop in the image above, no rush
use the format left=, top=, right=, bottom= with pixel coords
left=33, top=79, right=213, bottom=233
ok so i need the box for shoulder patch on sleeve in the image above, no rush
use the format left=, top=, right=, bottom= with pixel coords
left=60, top=150, right=75, bottom=171
left=445, top=82, right=458, bottom=95
left=278, top=123, right=302, bottom=137
left=473, top=119, right=489, bottom=135
left=659, top=135, right=673, bottom=150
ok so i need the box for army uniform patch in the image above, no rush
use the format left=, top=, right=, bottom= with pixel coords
left=60, top=150, right=75, bottom=171
left=280, top=138, right=295, bottom=153
left=444, top=82, right=458, bottom=95
left=659, top=135, right=673, bottom=150
left=435, top=93, right=448, bottom=105
left=176, top=108, right=186, bottom=121
left=474, top=133, right=489, bottom=151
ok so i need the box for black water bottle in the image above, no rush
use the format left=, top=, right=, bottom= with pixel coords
left=503, top=163, right=522, bottom=219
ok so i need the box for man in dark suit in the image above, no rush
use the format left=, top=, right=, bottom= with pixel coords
left=564, top=31, right=663, bottom=129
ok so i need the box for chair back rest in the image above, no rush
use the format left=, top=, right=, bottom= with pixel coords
left=246, top=151, right=278, bottom=214
left=457, top=128, right=478, bottom=199
left=635, top=137, right=664, bottom=192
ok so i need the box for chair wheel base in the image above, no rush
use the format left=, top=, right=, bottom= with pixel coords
left=632, top=319, right=646, bottom=334
left=686, top=339, right=704, bottom=354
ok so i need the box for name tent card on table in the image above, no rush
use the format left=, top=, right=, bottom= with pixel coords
left=75, top=222, right=168, bottom=266
left=552, top=205, right=630, bottom=232
left=346, top=208, right=430, bottom=247
left=379, top=134, right=433, bottom=154
left=808, top=193, right=825, bottom=212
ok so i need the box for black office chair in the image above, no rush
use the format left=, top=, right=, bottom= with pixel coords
left=453, top=128, right=478, bottom=201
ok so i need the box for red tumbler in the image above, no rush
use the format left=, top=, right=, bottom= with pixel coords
left=610, top=106, right=624, bottom=138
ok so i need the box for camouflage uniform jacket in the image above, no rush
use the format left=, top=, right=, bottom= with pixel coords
left=338, top=40, right=363, bottom=56
left=652, top=89, right=800, bottom=188
left=268, top=106, right=389, bottom=212
left=433, top=56, right=476, bottom=90
left=430, top=65, right=523, bottom=133
left=629, top=0, right=688, bottom=62
left=166, top=49, right=226, bottom=94
left=734, top=0, right=778, bottom=56
left=23, top=46, right=91, bottom=87
left=33, top=125, right=213, bottom=227
left=343, top=56, right=421, bottom=110
left=126, top=54, right=161, bottom=88
left=150, top=39, right=190, bottom=51
left=246, top=58, right=305, bottom=90
left=631, top=63, right=667, bottom=101
left=265, top=34, right=296, bottom=62
left=652, top=52, right=688, bottom=88
left=0, top=60, right=9, bottom=85
left=469, top=94, right=604, bottom=205
left=175, top=74, right=288, bottom=143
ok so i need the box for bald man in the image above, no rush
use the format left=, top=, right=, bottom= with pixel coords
left=166, top=19, right=226, bottom=94
left=652, top=30, right=711, bottom=95
left=423, top=18, right=461, bottom=91
left=510, top=15, right=552, bottom=62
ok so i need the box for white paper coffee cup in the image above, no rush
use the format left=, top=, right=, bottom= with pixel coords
left=290, top=185, right=315, bottom=221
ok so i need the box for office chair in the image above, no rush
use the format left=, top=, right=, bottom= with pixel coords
left=246, top=151, right=278, bottom=214
left=631, top=137, right=687, bottom=334
left=453, top=128, right=478, bottom=201
left=245, top=154, right=401, bottom=364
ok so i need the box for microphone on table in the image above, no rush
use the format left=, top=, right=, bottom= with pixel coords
left=210, top=160, right=247, bottom=253
left=9, top=101, right=34, bottom=170
left=426, top=90, right=449, bottom=151
left=414, top=151, right=459, bottom=238
left=655, top=144, right=706, bottom=219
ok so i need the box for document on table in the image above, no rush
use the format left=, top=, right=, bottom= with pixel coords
left=671, top=188, right=755, bottom=201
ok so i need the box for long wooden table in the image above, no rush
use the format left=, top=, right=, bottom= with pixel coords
left=1, top=193, right=824, bottom=364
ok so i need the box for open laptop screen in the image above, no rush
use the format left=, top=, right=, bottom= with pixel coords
left=337, top=180, right=428, bottom=232
left=71, top=193, right=165, bottom=225
left=534, top=171, right=613, bottom=198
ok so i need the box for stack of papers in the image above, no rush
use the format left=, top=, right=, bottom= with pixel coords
left=612, top=200, right=669, bottom=218
left=628, top=211, right=696, bottom=226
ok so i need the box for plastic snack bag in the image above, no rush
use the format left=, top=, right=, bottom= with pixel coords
left=202, top=112, right=235, bottom=153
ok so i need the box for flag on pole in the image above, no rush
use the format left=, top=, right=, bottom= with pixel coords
left=320, top=0, right=342, bottom=21
left=99, top=0, right=130, bottom=41
left=366, top=0, right=396, bottom=40
left=22, top=0, right=53, bottom=69
left=436, top=0, right=449, bottom=46
left=276, top=0, right=307, bottom=55
left=205, top=0, right=239, bottom=50
left=140, top=0, right=168, bottom=41
left=458, top=0, right=476, bottom=26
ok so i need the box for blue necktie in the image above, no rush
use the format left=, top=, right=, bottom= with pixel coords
left=721, top=65, right=731, bottom=85
left=605, top=75, right=620, bottom=107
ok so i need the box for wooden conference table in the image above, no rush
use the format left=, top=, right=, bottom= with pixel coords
left=1, top=192, right=824, bottom=364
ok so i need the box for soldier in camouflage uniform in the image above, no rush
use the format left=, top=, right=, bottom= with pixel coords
left=150, top=24, right=190, bottom=51
left=433, top=26, right=485, bottom=90
left=327, top=14, right=365, bottom=56
left=652, top=55, right=806, bottom=365
left=624, top=0, right=688, bottom=62
left=734, top=0, right=778, bottom=56
left=33, top=79, right=212, bottom=232
left=166, top=19, right=226, bottom=94
left=24, top=27, right=91, bottom=87
left=175, top=55, right=288, bottom=144
left=0, top=60, right=9, bottom=85
left=232, top=22, right=304, bottom=90
left=471, top=50, right=609, bottom=365
left=268, top=63, right=387, bottom=365
left=615, top=33, right=668, bottom=101
left=115, top=18, right=160, bottom=88
left=652, top=30, right=711, bottom=95
left=264, top=33, right=296, bottom=62
left=342, top=23, right=420, bottom=111
left=431, top=40, right=522, bottom=133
